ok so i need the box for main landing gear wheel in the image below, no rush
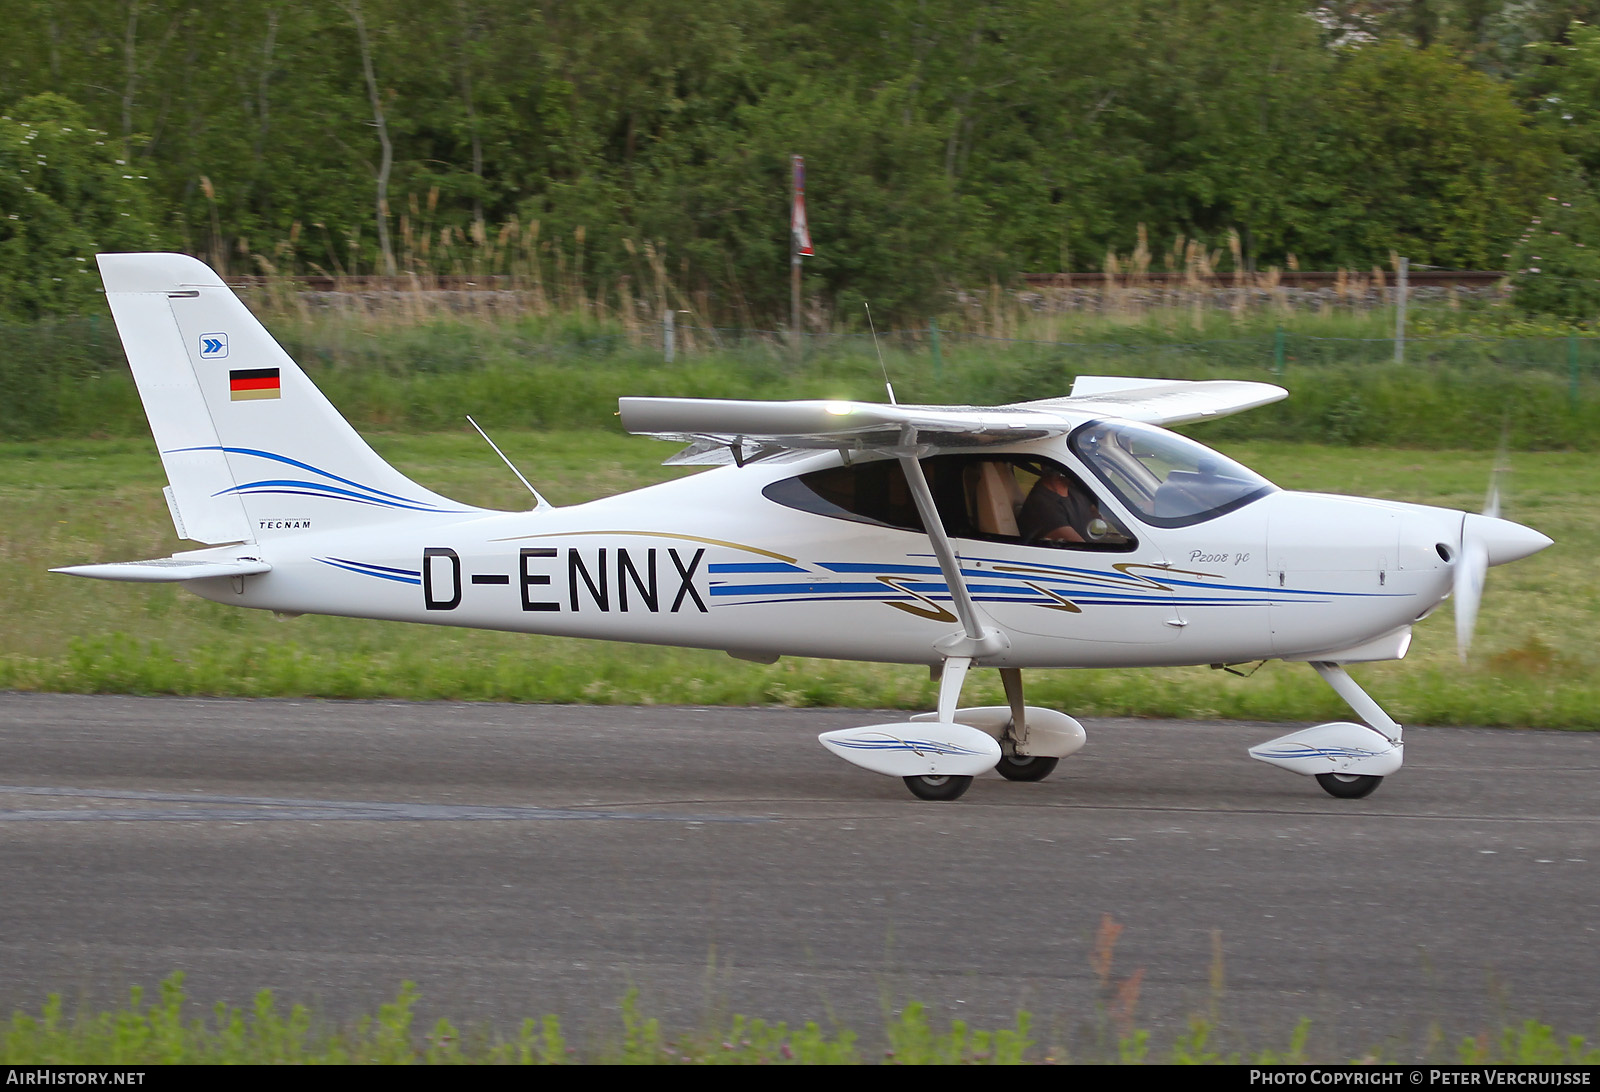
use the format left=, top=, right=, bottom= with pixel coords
left=1316, top=772, right=1383, bottom=799
left=903, top=774, right=974, bottom=801
left=994, top=754, right=1059, bottom=782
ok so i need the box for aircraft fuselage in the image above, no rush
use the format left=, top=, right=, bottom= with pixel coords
left=186, top=444, right=1460, bottom=670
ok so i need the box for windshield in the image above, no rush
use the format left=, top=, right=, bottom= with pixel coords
left=1069, top=420, right=1276, bottom=527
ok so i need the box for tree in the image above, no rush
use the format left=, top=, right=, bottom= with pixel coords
left=1301, top=41, right=1556, bottom=267
left=0, top=93, right=163, bottom=319
left=1510, top=187, right=1600, bottom=320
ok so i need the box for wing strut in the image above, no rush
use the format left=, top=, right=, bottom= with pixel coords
left=893, top=435, right=1009, bottom=664
left=814, top=435, right=1015, bottom=800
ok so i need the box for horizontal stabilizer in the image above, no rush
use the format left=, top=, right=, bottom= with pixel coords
left=51, top=557, right=271, bottom=583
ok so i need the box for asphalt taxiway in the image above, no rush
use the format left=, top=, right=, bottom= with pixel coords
left=1, top=692, right=1595, bottom=1056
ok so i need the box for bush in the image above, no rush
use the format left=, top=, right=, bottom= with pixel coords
left=0, top=94, right=165, bottom=321
left=1510, top=188, right=1600, bottom=323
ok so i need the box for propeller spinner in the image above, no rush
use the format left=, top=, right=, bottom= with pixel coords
left=1452, top=498, right=1552, bottom=662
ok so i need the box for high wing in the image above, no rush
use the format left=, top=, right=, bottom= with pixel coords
left=620, top=376, right=1285, bottom=464
left=1013, top=375, right=1287, bottom=426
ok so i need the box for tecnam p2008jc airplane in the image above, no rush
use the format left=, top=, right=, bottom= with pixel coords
left=56, top=253, right=1552, bottom=802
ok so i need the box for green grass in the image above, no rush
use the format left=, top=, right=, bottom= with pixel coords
left=8, top=303, right=1600, bottom=448
left=4, top=973, right=1596, bottom=1064
left=2, top=430, right=1593, bottom=728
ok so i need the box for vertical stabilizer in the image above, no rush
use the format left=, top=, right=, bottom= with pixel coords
left=97, top=253, right=479, bottom=543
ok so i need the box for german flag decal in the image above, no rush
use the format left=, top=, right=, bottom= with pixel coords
left=229, top=368, right=281, bottom=401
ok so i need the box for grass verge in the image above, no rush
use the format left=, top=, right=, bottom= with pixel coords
left=4, top=973, right=1596, bottom=1064
left=7, top=304, right=1600, bottom=448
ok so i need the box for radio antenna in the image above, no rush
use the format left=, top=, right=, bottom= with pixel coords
left=467, top=415, right=551, bottom=511
left=865, top=302, right=897, bottom=405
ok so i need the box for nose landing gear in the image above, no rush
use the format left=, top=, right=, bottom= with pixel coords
left=1250, top=662, right=1404, bottom=799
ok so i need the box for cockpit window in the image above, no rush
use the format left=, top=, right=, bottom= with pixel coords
left=763, top=453, right=1137, bottom=551
left=1069, top=420, right=1276, bottom=527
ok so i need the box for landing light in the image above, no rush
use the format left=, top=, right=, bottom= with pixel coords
left=823, top=401, right=854, bottom=415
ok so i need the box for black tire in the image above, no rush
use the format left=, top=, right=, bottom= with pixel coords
left=994, top=754, right=1060, bottom=782
left=1316, top=772, right=1383, bottom=799
left=903, top=774, right=974, bottom=801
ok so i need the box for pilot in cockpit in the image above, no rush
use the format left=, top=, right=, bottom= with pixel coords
left=1018, top=466, right=1096, bottom=545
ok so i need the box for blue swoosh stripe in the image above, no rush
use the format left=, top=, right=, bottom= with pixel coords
left=1255, top=746, right=1383, bottom=760
left=708, top=562, right=808, bottom=574
left=315, top=557, right=419, bottom=582
left=832, top=739, right=989, bottom=756
left=327, top=557, right=421, bottom=577
left=709, top=579, right=1308, bottom=607
left=820, top=562, right=943, bottom=575
left=721, top=594, right=1187, bottom=609
left=216, top=488, right=450, bottom=511
left=170, top=446, right=422, bottom=504
left=169, top=445, right=467, bottom=512
left=217, top=478, right=448, bottom=512
left=709, top=582, right=882, bottom=596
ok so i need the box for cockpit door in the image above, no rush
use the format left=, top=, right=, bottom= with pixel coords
left=950, top=455, right=1186, bottom=645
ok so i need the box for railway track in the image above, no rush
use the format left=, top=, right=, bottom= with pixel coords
left=1020, top=269, right=1507, bottom=290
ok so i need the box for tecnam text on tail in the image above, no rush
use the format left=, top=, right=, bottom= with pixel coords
left=56, top=253, right=1552, bottom=802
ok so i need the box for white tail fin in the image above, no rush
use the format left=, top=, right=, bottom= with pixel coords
left=97, top=253, right=478, bottom=543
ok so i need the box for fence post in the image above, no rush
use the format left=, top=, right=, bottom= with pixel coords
left=663, top=309, right=675, bottom=363
left=930, top=319, right=943, bottom=381
left=1394, top=256, right=1408, bottom=364
left=1273, top=326, right=1285, bottom=379
left=1569, top=332, right=1581, bottom=409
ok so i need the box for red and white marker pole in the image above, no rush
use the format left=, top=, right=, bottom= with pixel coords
left=791, top=155, right=812, bottom=355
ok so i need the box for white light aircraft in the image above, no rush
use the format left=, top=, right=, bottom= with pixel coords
left=56, top=254, right=1552, bottom=801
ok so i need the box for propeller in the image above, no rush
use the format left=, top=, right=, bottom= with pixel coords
left=1452, top=458, right=1550, bottom=662
left=1452, top=524, right=1489, bottom=663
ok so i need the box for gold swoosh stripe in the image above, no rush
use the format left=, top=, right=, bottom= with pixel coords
left=489, top=529, right=798, bottom=564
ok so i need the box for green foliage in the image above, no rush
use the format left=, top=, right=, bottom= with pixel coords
left=1307, top=42, right=1557, bottom=269
left=522, top=68, right=970, bottom=321
left=1523, top=19, right=1600, bottom=179
left=7, top=970, right=1597, bottom=1064
left=1457, top=1019, right=1600, bottom=1064
left=9, top=302, right=1600, bottom=447
left=882, top=1003, right=1031, bottom=1064
left=1, top=973, right=424, bottom=1064
left=0, top=974, right=878, bottom=1064
left=0, top=94, right=162, bottom=319
left=0, top=313, right=132, bottom=439
left=1509, top=188, right=1600, bottom=321
left=0, top=3, right=1583, bottom=320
